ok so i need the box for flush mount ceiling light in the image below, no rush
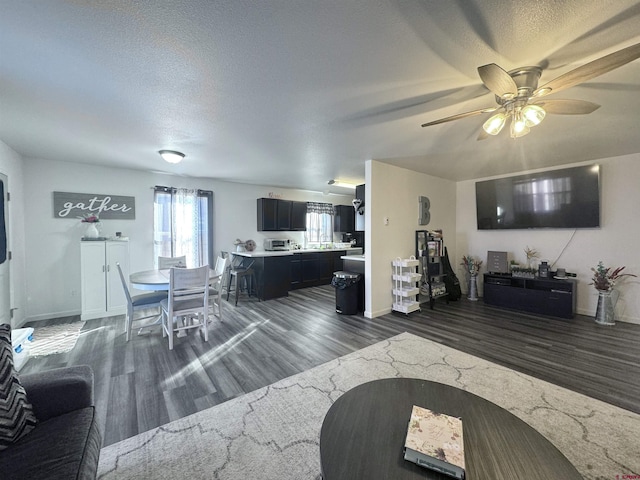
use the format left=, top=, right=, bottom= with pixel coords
left=159, top=150, right=185, bottom=164
left=328, top=179, right=357, bottom=189
left=420, top=42, right=640, bottom=139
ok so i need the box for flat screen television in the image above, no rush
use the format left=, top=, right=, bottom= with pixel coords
left=476, top=164, right=600, bottom=230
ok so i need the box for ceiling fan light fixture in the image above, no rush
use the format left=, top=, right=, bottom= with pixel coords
left=483, top=112, right=507, bottom=135
left=510, top=112, right=530, bottom=138
left=522, top=104, right=546, bottom=126
left=159, top=150, right=185, bottom=164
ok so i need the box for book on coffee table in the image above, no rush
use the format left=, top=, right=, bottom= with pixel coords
left=403, top=405, right=465, bottom=479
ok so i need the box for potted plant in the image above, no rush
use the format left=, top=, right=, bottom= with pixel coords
left=590, top=261, right=637, bottom=325
left=79, top=213, right=100, bottom=239
left=461, top=255, right=483, bottom=301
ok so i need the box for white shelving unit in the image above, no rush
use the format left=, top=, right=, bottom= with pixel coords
left=392, top=256, right=421, bottom=314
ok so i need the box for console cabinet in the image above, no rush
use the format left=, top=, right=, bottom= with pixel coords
left=483, top=273, right=576, bottom=319
left=81, top=240, right=129, bottom=320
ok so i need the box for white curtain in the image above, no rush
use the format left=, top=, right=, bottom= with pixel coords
left=172, top=188, right=201, bottom=268
left=305, top=202, right=334, bottom=244
left=154, top=187, right=209, bottom=268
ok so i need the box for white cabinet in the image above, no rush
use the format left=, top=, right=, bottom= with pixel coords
left=81, top=240, right=129, bottom=320
left=392, top=256, right=421, bottom=314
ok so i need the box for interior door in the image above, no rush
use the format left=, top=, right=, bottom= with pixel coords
left=0, top=174, right=9, bottom=325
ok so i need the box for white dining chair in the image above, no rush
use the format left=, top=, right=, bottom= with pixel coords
left=209, top=255, right=230, bottom=320
left=160, top=265, right=210, bottom=350
left=158, top=255, right=187, bottom=269
left=116, top=263, right=167, bottom=342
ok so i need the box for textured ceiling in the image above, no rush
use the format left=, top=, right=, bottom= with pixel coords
left=1, top=0, right=639, bottom=193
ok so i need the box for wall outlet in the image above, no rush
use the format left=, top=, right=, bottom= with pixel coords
left=70, top=289, right=78, bottom=297
left=384, top=217, right=389, bottom=226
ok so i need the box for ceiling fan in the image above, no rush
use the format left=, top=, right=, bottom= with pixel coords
left=421, top=42, right=640, bottom=139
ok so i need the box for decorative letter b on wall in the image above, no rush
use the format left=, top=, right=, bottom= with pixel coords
left=418, top=196, right=430, bottom=225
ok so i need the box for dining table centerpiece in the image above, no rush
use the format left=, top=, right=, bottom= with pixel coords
left=79, top=213, right=100, bottom=239
left=590, top=261, right=637, bottom=325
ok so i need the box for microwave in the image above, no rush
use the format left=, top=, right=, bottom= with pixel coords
left=264, top=238, right=291, bottom=251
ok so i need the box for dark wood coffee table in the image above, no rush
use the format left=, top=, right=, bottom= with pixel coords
left=319, top=378, right=582, bottom=479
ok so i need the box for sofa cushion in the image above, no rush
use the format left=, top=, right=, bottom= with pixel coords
left=0, top=406, right=101, bottom=480
left=0, top=324, right=37, bottom=451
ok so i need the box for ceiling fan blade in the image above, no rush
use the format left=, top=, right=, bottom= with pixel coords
left=533, top=42, right=640, bottom=97
left=532, top=99, right=600, bottom=114
left=421, top=107, right=496, bottom=127
left=477, top=64, right=518, bottom=99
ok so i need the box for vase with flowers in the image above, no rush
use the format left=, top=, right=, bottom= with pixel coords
left=461, top=255, right=483, bottom=301
left=590, top=261, right=637, bottom=325
left=79, top=213, right=100, bottom=239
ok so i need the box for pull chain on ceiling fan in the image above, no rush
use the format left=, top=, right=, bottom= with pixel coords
left=420, top=42, right=640, bottom=139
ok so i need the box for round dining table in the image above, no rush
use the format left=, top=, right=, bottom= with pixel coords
left=130, top=268, right=221, bottom=291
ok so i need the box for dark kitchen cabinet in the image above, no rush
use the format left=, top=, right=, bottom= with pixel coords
left=257, top=198, right=278, bottom=231
left=252, top=255, right=291, bottom=300
left=290, top=251, right=346, bottom=290
left=257, top=198, right=307, bottom=231
left=291, top=201, right=307, bottom=231
left=276, top=200, right=292, bottom=230
left=334, top=205, right=355, bottom=232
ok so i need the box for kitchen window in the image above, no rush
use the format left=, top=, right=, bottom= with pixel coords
left=305, top=202, right=334, bottom=246
left=153, top=186, right=213, bottom=267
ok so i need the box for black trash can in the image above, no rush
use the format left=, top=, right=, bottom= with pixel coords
left=331, top=271, right=361, bottom=314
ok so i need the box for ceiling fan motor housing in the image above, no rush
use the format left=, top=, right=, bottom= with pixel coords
left=495, top=66, right=542, bottom=105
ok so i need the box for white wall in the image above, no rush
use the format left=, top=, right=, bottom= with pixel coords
left=366, top=160, right=456, bottom=318
left=0, top=141, right=26, bottom=327
left=456, top=154, right=640, bottom=324
left=21, top=157, right=353, bottom=323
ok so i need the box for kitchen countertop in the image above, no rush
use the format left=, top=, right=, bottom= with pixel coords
left=341, top=254, right=365, bottom=262
left=233, top=247, right=363, bottom=258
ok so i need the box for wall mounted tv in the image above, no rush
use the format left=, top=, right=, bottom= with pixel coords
left=476, top=164, right=600, bottom=230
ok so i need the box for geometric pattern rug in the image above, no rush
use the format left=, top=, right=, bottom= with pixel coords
left=28, top=321, right=85, bottom=357
left=97, top=332, right=640, bottom=479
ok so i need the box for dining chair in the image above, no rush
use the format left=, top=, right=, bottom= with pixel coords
left=209, top=255, right=230, bottom=320
left=116, top=263, right=167, bottom=342
left=160, top=265, right=210, bottom=350
left=158, top=255, right=187, bottom=269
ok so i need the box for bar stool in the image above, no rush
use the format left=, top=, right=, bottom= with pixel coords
left=226, top=257, right=259, bottom=306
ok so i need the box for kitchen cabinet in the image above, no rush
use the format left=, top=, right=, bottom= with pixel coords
left=81, top=240, right=129, bottom=320
left=252, top=255, right=291, bottom=300
left=334, top=205, right=355, bottom=232
left=290, top=250, right=346, bottom=290
left=257, top=198, right=307, bottom=231
left=291, top=201, right=307, bottom=231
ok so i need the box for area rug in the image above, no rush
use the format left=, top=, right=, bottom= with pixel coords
left=97, top=332, right=640, bottom=479
left=28, top=321, right=85, bottom=357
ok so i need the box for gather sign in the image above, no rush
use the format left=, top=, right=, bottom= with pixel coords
left=53, top=191, right=136, bottom=220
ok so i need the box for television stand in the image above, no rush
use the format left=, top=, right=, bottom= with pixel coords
left=483, top=273, right=577, bottom=319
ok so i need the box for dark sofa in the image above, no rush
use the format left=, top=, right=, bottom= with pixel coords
left=0, top=365, right=102, bottom=480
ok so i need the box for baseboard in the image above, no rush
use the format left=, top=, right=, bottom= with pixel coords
left=366, top=306, right=392, bottom=318
left=19, top=309, right=80, bottom=326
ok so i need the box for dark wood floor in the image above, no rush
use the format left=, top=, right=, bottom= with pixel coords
left=22, top=286, right=640, bottom=447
